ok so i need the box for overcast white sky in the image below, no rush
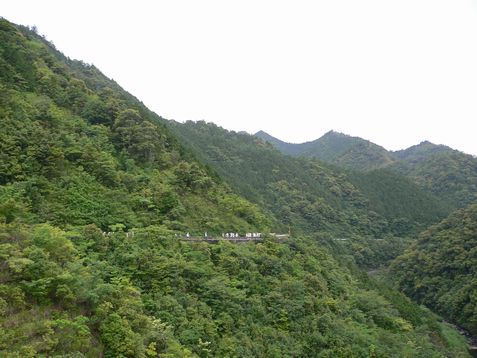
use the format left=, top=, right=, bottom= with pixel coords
left=2, top=0, right=477, bottom=154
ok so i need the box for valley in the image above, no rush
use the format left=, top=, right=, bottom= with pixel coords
left=0, top=18, right=476, bottom=357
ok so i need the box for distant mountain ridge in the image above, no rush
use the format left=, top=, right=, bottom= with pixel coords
left=393, top=140, right=454, bottom=162
left=255, top=130, right=396, bottom=170
left=255, top=130, right=468, bottom=164
left=255, top=130, right=477, bottom=209
left=173, top=121, right=451, bottom=241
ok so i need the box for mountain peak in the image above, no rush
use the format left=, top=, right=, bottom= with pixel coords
left=415, top=140, right=439, bottom=148
left=254, top=129, right=395, bottom=170
left=255, top=130, right=286, bottom=143
left=393, top=140, right=454, bottom=162
left=324, top=129, right=343, bottom=135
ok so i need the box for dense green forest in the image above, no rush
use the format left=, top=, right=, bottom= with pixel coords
left=170, top=120, right=450, bottom=267
left=257, top=131, right=477, bottom=210
left=346, top=169, right=452, bottom=226
left=255, top=130, right=395, bottom=171
left=390, top=143, right=477, bottom=208
left=2, top=222, right=470, bottom=357
left=391, top=204, right=477, bottom=335
left=0, top=18, right=473, bottom=357
left=0, top=19, right=268, bottom=235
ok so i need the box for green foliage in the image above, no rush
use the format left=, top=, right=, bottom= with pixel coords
left=390, top=144, right=477, bottom=208
left=82, top=96, right=114, bottom=125
left=0, top=18, right=471, bottom=357
left=113, top=109, right=165, bottom=164
left=255, top=130, right=396, bottom=170
left=1, top=221, right=468, bottom=357
left=0, top=223, right=191, bottom=357
left=258, top=131, right=477, bottom=212
left=5, top=222, right=468, bottom=357
left=170, top=120, right=447, bottom=267
left=172, top=122, right=376, bottom=234
left=0, top=19, right=267, bottom=235
left=391, top=204, right=477, bottom=334
left=348, top=169, right=450, bottom=233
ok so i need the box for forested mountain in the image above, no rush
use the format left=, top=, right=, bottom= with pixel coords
left=170, top=121, right=451, bottom=267
left=175, top=122, right=373, bottom=236
left=254, top=130, right=305, bottom=156
left=393, top=141, right=454, bottom=162
left=389, top=143, right=477, bottom=208
left=3, top=223, right=470, bottom=357
left=0, top=18, right=471, bottom=357
left=391, top=204, right=477, bottom=335
left=347, top=169, right=451, bottom=227
left=257, top=130, right=477, bottom=210
left=255, top=130, right=396, bottom=170
left=0, top=19, right=268, bottom=234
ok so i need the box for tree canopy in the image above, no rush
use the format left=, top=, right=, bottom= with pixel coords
left=0, top=18, right=472, bottom=357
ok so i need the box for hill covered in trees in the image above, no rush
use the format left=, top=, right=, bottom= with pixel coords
left=256, top=130, right=477, bottom=210
left=4, top=221, right=471, bottom=357
left=391, top=204, right=477, bottom=335
left=255, top=130, right=396, bottom=171
left=170, top=121, right=451, bottom=267
left=0, top=18, right=472, bottom=357
left=0, top=19, right=269, bottom=234
left=389, top=142, right=477, bottom=208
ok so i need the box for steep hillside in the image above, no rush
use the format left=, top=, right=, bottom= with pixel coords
left=3, top=222, right=470, bottom=357
left=175, top=122, right=389, bottom=236
left=0, top=19, right=268, bottom=234
left=389, top=143, right=477, bottom=208
left=170, top=121, right=452, bottom=268
left=255, top=130, right=396, bottom=170
left=0, top=18, right=470, bottom=357
left=391, top=204, right=477, bottom=335
left=347, top=169, right=451, bottom=233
